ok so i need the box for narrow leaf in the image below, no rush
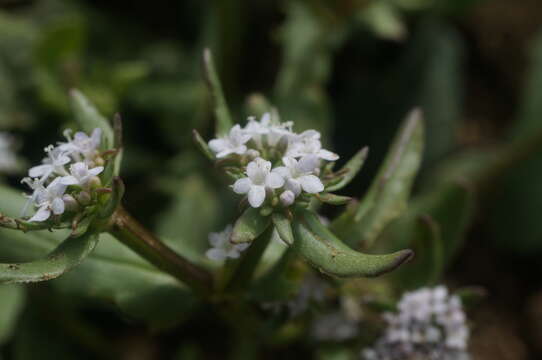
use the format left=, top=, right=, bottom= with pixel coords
left=272, top=213, right=294, bottom=245
left=202, top=48, right=233, bottom=136
left=315, top=193, right=352, bottom=205
left=192, top=129, right=214, bottom=160
left=0, top=231, right=98, bottom=284
left=326, top=147, right=369, bottom=192
left=333, top=108, right=424, bottom=247
left=69, top=89, right=114, bottom=150
left=231, top=207, right=271, bottom=244
left=293, top=210, right=413, bottom=278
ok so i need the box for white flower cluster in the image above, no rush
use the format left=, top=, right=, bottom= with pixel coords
left=208, top=113, right=338, bottom=208
left=21, top=128, right=104, bottom=222
left=205, top=224, right=249, bottom=261
left=362, top=286, right=470, bottom=360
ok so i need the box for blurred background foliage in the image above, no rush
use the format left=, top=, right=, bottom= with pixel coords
left=1, top=0, right=542, bottom=359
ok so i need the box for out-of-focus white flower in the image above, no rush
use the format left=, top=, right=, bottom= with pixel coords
left=58, top=128, right=102, bottom=162
left=0, top=133, right=19, bottom=173
left=60, top=162, right=104, bottom=187
left=361, top=286, right=470, bottom=360
left=232, top=157, right=284, bottom=207
left=312, top=312, right=359, bottom=341
left=205, top=225, right=250, bottom=261
left=27, top=177, right=68, bottom=222
left=208, top=124, right=252, bottom=158
left=274, top=155, right=323, bottom=196
left=286, top=130, right=339, bottom=161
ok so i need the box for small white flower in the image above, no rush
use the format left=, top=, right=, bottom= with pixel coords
left=205, top=225, right=249, bottom=261
left=244, top=113, right=294, bottom=147
left=286, top=130, right=339, bottom=161
left=60, top=162, right=104, bottom=187
left=28, top=145, right=71, bottom=181
left=274, top=155, right=324, bottom=196
left=232, top=157, right=284, bottom=208
left=27, top=177, right=67, bottom=222
left=208, top=124, right=251, bottom=158
left=58, top=128, right=102, bottom=162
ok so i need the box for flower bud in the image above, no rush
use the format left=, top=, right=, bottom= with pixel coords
left=88, top=176, right=102, bottom=189
left=76, top=191, right=91, bottom=205
left=62, top=194, right=79, bottom=212
left=94, top=156, right=105, bottom=167
left=246, top=149, right=260, bottom=160
left=280, top=190, right=295, bottom=207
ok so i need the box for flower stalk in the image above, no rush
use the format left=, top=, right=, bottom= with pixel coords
left=109, top=207, right=213, bottom=296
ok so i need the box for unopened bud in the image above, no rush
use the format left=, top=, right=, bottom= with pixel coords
left=62, top=194, right=79, bottom=212
left=246, top=149, right=260, bottom=160
left=94, top=156, right=105, bottom=167
left=88, top=176, right=102, bottom=188
left=76, top=191, right=91, bottom=205
left=280, top=190, right=295, bottom=207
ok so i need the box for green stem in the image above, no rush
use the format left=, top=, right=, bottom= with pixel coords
left=109, top=207, right=213, bottom=296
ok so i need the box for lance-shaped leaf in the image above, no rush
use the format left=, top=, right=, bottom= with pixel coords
left=293, top=210, right=413, bottom=278
left=192, top=129, right=214, bottom=160
left=202, top=48, right=233, bottom=136
left=272, top=213, right=294, bottom=245
left=0, top=231, right=98, bottom=284
left=0, top=285, right=25, bottom=344
left=69, top=89, right=114, bottom=150
left=231, top=207, right=271, bottom=244
left=315, top=193, right=352, bottom=206
left=333, top=109, right=424, bottom=247
left=325, top=147, right=369, bottom=192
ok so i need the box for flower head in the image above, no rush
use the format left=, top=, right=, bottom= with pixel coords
left=233, top=157, right=284, bottom=208
left=60, top=162, right=104, bottom=187
left=58, top=128, right=102, bottom=162
left=209, top=124, right=251, bottom=158
left=205, top=225, right=250, bottom=261
left=27, top=177, right=67, bottom=222
left=286, top=130, right=338, bottom=161
left=362, top=286, right=470, bottom=360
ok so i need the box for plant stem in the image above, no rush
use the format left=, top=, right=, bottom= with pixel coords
left=109, top=207, right=213, bottom=296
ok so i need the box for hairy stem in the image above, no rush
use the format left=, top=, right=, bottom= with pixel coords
left=109, top=207, right=213, bottom=296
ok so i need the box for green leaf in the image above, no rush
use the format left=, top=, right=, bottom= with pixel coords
left=69, top=89, right=114, bottom=150
left=272, top=213, right=294, bottom=245
left=325, top=147, right=368, bottom=192
left=315, top=193, right=352, bottom=206
left=293, top=210, right=413, bottom=278
left=0, top=185, right=196, bottom=329
left=202, top=48, right=233, bottom=136
left=231, top=207, right=271, bottom=244
left=192, top=129, right=215, bottom=160
left=0, top=284, right=25, bottom=344
left=333, top=109, right=424, bottom=248
left=0, top=231, right=98, bottom=284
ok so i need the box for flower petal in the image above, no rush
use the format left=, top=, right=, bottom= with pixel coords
left=28, top=164, right=51, bottom=178
left=233, top=178, right=252, bottom=194
left=297, top=154, right=320, bottom=173
left=273, top=166, right=290, bottom=178
left=206, top=248, right=227, bottom=261
left=89, top=166, right=104, bottom=176
left=285, top=178, right=302, bottom=196
left=248, top=185, right=266, bottom=208
left=266, top=172, right=284, bottom=189
left=29, top=207, right=51, bottom=222
left=60, top=176, right=79, bottom=185
left=208, top=138, right=227, bottom=153
left=299, top=175, right=324, bottom=193
left=318, top=149, right=339, bottom=161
